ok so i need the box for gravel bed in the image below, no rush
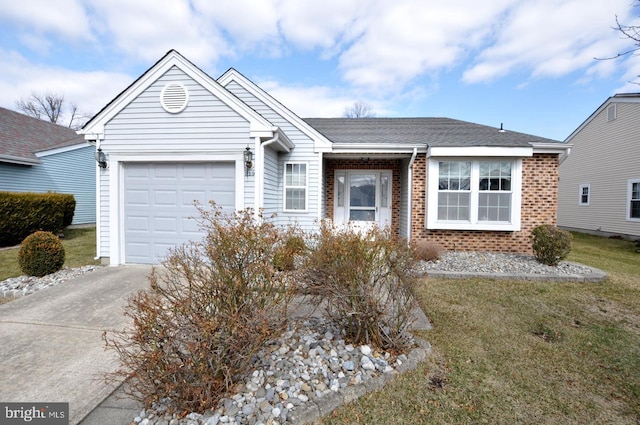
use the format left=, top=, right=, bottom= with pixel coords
left=417, top=251, right=595, bottom=275
left=0, top=265, right=102, bottom=298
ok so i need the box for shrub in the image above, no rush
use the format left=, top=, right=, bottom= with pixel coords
left=531, top=224, right=572, bottom=266
left=104, top=202, right=298, bottom=413
left=18, top=231, right=66, bottom=277
left=413, top=240, right=444, bottom=262
left=302, top=222, right=418, bottom=352
left=273, top=233, right=307, bottom=271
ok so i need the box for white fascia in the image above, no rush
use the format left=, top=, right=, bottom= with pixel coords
left=428, top=146, right=533, bottom=157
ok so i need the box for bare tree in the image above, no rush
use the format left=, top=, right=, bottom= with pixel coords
left=596, top=1, right=640, bottom=82
left=16, top=92, right=89, bottom=129
left=343, top=100, right=376, bottom=118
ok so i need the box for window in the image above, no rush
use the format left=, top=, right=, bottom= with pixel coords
left=607, top=104, right=617, bottom=122
left=579, top=184, right=590, bottom=206
left=628, top=179, right=640, bottom=221
left=284, top=163, right=307, bottom=211
left=427, top=159, right=522, bottom=231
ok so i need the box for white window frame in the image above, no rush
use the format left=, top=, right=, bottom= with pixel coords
left=426, top=158, right=522, bottom=231
left=627, top=178, right=640, bottom=222
left=283, top=162, right=308, bottom=212
left=578, top=183, right=590, bottom=206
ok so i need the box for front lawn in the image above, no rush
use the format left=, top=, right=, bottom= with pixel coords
left=0, top=227, right=99, bottom=282
left=320, top=233, right=640, bottom=424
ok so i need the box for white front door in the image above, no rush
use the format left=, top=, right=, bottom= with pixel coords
left=334, top=170, right=392, bottom=231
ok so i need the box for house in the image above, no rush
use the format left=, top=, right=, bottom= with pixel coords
left=558, top=93, right=640, bottom=239
left=0, top=107, right=95, bottom=225
left=79, top=50, right=569, bottom=265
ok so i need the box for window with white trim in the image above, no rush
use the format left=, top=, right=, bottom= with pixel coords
left=427, top=158, right=522, bottom=231
left=628, top=179, right=640, bottom=221
left=579, top=183, right=590, bottom=206
left=284, top=162, right=307, bottom=211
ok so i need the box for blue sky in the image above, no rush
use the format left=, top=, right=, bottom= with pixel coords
left=1, top=0, right=639, bottom=141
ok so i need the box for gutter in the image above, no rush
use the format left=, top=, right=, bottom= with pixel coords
left=256, top=131, right=281, bottom=215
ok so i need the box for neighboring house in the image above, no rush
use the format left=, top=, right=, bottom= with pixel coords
left=79, top=50, right=569, bottom=265
left=0, top=107, right=95, bottom=225
left=558, top=93, right=640, bottom=239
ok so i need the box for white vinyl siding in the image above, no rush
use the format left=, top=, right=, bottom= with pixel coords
left=559, top=101, right=640, bottom=237
left=427, top=158, right=522, bottom=231
left=224, top=80, right=321, bottom=229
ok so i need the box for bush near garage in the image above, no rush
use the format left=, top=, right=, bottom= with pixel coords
left=104, top=202, right=303, bottom=413
left=0, top=192, right=75, bottom=247
left=18, top=231, right=66, bottom=277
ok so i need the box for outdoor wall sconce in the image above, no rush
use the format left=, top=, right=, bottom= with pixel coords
left=244, top=146, right=254, bottom=176
left=95, top=148, right=108, bottom=169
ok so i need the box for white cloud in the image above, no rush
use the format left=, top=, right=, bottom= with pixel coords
left=462, top=0, right=636, bottom=84
left=0, top=0, right=92, bottom=42
left=338, top=0, right=515, bottom=91
left=89, top=0, right=229, bottom=66
left=0, top=49, right=132, bottom=124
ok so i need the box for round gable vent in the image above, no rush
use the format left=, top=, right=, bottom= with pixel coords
left=160, top=83, right=189, bottom=113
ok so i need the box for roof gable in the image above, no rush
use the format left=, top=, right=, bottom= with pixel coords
left=0, top=106, right=84, bottom=165
left=218, top=68, right=332, bottom=152
left=80, top=50, right=275, bottom=140
left=565, top=93, right=640, bottom=143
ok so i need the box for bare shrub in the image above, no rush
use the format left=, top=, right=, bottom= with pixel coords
left=302, top=222, right=419, bottom=352
left=412, top=240, right=444, bottom=262
left=531, top=224, right=572, bottom=266
left=104, top=202, right=300, bottom=413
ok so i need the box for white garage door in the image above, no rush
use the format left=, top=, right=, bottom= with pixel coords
left=124, top=162, right=235, bottom=264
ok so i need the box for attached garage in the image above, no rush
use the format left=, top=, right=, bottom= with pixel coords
left=123, top=162, right=235, bottom=264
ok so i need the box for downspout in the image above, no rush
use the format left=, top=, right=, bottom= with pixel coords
left=87, top=138, right=102, bottom=261
left=407, top=147, right=418, bottom=242
left=256, top=131, right=280, bottom=218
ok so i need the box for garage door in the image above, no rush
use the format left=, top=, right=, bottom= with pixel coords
left=124, top=162, right=235, bottom=264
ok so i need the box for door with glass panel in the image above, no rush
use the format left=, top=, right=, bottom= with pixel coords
left=334, top=171, right=392, bottom=230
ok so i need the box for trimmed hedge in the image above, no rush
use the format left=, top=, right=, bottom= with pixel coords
left=18, top=231, right=66, bottom=277
left=0, top=192, right=76, bottom=247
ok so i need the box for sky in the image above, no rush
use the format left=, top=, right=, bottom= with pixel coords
left=1, top=0, right=639, bottom=141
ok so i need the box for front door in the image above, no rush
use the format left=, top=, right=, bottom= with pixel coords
left=334, top=170, right=392, bottom=230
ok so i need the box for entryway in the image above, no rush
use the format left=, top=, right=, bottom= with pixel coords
left=333, top=170, right=392, bottom=230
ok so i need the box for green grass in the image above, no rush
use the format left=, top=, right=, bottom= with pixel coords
left=0, top=227, right=99, bottom=282
left=320, top=233, right=640, bottom=425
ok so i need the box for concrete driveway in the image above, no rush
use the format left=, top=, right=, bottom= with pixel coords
left=0, top=265, right=152, bottom=425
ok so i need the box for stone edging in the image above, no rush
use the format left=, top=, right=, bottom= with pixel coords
left=426, top=262, right=607, bottom=283
left=286, top=339, right=432, bottom=424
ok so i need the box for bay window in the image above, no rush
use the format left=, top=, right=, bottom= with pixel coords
left=427, top=158, right=522, bottom=231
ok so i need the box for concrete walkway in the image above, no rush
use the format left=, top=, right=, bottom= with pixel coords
left=0, top=265, right=152, bottom=425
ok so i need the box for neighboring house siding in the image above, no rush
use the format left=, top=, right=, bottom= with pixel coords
left=0, top=145, right=96, bottom=225
left=225, top=81, right=321, bottom=229
left=558, top=102, right=640, bottom=237
left=412, top=153, right=558, bottom=253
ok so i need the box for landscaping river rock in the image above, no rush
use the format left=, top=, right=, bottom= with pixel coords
left=131, top=318, right=424, bottom=425
left=0, top=265, right=101, bottom=298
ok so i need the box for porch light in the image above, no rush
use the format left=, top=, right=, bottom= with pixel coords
left=244, top=146, right=254, bottom=174
left=95, top=148, right=108, bottom=169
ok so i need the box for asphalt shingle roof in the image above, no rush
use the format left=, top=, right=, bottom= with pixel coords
left=0, top=106, right=84, bottom=164
left=303, top=117, right=561, bottom=147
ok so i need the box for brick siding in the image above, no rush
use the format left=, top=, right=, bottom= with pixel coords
left=411, top=153, right=559, bottom=253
